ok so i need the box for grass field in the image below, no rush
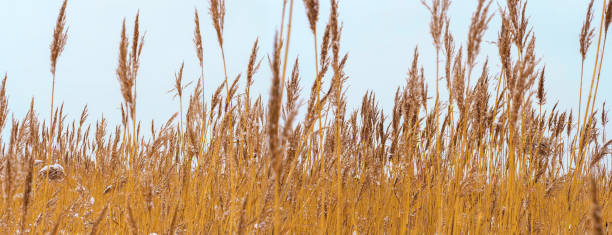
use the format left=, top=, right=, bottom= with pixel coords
left=1, top=0, right=612, bottom=233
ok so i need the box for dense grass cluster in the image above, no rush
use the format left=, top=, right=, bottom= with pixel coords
left=1, top=0, right=612, bottom=233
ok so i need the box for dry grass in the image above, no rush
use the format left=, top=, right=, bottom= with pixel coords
left=1, top=0, right=612, bottom=233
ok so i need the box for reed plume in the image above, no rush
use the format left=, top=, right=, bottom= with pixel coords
left=50, top=0, right=68, bottom=76
left=303, top=0, right=319, bottom=34
left=194, top=9, right=204, bottom=68
left=209, top=0, right=225, bottom=47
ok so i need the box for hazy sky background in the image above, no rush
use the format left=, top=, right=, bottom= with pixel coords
left=0, top=0, right=610, bottom=135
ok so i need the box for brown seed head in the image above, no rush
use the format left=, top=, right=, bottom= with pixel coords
left=422, top=0, right=451, bottom=49
left=444, top=21, right=455, bottom=90
left=117, top=20, right=132, bottom=108
left=194, top=8, right=204, bottom=67
left=303, top=0, right=319, bottom=33
left=590, top=140, right=612, bottom=168
left=567, top=110, right=573, bottom=136
left=320, top=23, right=332, bottom=69
left=467, top=0, right=493, bottom=68
left=131, top=11, right=142, bottom=74
left=606, top=0, right=612, bottom=32
left=580, top=0, right=595, bottom=60
left=452, top=47, right=465, bottom=110
left=536, top=66, right=546, bottom=106
left=50, top=0, right=69, bottom=75
left=330, top=0, right=341, bottom=67
left=209, top=0, right=226, bottom=46
left=286, top=58, right=301, bottom=116
left=498, top=15, right=512, bottom=74
left=505, top=0, right=530, bottom=49
left=170, top=62, right=186, bottom=98
left=0, top=74, right=8, bottom=131
left=247, top=38, right=261, bottom=88
left=472, top=60, right=490, bottom=128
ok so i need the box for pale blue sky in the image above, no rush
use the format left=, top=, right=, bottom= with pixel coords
left=0, top=0, right=610, bottom=133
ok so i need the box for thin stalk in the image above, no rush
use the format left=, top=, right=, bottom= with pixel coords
left=334, top=77, right=342, bottom=234
left=179, top=97, right=184, bottom=162
left=132, top=77, right=138, bottom=170
left=48, top=73, right=56, bottom=162
left=280, top=0, right=295, bottom=100
left=578, top=61, right=585, bottom=134
left=199, top=64, right=206, bottom=166
left=436, top=49, right=440, bottom=103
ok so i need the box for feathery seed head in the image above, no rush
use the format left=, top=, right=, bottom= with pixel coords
left=50, top=0, right=69, bottom=75
left=247, top=38, right=261, bottom=88
left=194, top=8, right=204, bottom=67
left=580, top=0, right=595, bottom=60
left=537, top=66, right=546, bottom=106
left=303, top=0, right=319, bottom=33
left=209, top=0, right=226, bottom=46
